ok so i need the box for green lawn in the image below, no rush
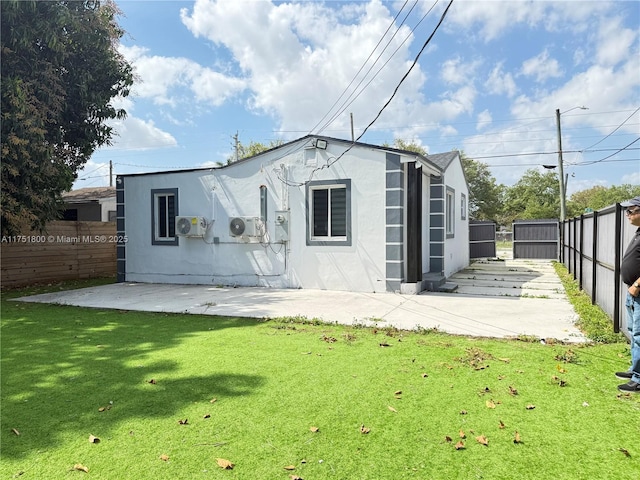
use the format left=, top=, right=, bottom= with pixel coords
left=1, top=281, right=639, bottom=479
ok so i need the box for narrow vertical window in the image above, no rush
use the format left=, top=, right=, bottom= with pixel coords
left=446, top=187, right=455, bottom=237
left=260, top=185, right=267, bottom=222
left=151, top=188, right=178, bottom=245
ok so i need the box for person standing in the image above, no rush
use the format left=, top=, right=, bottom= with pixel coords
left=617, top=196, right=640, bottom=393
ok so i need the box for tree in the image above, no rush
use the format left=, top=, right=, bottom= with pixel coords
left=502, top=169, right=560, bottom=223
left=387, top=138, right=427, bottom=155
left=1, top=0, right=133, bottom=235
left=459, top=153, right=504, bottom=221
left=223, top=137, right=284, bottom=165
left=567, top=184, right=640, bottom=217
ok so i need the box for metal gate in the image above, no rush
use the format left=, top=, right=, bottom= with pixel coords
left=513, top=219, right=559, bottom=259
left=469, top=220, right=496, bottom=259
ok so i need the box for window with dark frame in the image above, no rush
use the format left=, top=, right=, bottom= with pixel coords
left=307, top=180, right=351, bottom=246
left=151, top=188, right=178, bottom=246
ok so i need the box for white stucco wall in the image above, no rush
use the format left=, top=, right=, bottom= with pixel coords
left=122, top=139, right=389, bottom=293
left=443, top=154, right=470, bottom=277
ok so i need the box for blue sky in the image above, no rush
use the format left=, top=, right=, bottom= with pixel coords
left=78, top=0, right=640, bottom=196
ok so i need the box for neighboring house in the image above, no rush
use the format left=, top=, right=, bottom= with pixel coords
left=116, top=135, right=469, bottom=294
left=62, top=186, right=116, bottom=222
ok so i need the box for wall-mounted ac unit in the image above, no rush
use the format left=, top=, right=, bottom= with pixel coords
left=175, top=216, right=207, bottom=237
left=229, top=216, right=263, bottom=237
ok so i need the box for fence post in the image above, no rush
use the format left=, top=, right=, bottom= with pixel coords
left=613, top=205, right=623, bottom=333
left=591, top=210, right=598, bottom=305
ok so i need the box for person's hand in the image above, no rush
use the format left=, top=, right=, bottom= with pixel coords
left=630, top=282, right=640, bottom=297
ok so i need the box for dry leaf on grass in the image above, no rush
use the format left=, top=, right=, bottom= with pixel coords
left=216, top=458, right=234, bottom=469
left=379, top=342, right=391, bottom=347
left=445, top=436, right=452, bottom=443
left=486, top=400, right=496, bottom=409
left=203, top=414, right=211, bottom=419
left=360, top=424, right=370, bottom=434
left=387, top=405, right=397, bottom=413
left=148, top=379, right=157, bottom=384
left=476, top=435, right=489, bottom=446
left=178, top=419, right=188, bottom=425
left=284, top=465, right=296, bottom=470
left=309, top=426, right=319, bottom=433
left=514, top=431, right=522, bottom=444
left=289, top=475, right=304, bottom=480
left=73, top=464, right=89, bottom=473
left=459, top=430, right=466, bottom=438
left=619, top=448, right=631, bottom=457
left=210, top=398, right=217, bottom=403
left=498, top=420, right=505, bottom=429
left=11, top=428, right=20, bottom=436
left=459, top=410, right=468, bottom=415
left=88, top=434, right=100, bottom=443
left=421, top=373, right=429, bottom=378
left=159, top=454, right=169, bottom=461
left=508, top=386, right=518, bottom=396
left=455, top=440, right=465, bottom=450
left=526, top=404, right=536, bottom=410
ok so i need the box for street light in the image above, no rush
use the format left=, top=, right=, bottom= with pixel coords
left=556, top=106, right=588, bottom=221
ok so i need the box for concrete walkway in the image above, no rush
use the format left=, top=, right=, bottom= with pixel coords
left=15, top=256, right=587, bottom=343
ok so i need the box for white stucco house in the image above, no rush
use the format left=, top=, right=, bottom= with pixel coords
left=115, top=135, right=470, bottom=294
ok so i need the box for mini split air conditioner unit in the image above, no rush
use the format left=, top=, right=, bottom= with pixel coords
left=175, top=216, right=207, bottom=237
left=229, top=216, right=263, bottom=237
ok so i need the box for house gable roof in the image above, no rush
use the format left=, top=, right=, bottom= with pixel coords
left=426, top=151, right=460, bottom=170
left=116, top=135, right=450, bottom=179
left=62, top=186, right=115, bottom=203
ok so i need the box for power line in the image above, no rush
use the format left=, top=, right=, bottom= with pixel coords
left=356, top=0, right=454, bottom=143
left=573, top=137, right=640, bottom=166
left=315, top=0, right=439, bottom=135
left=580, top=106, right=640, bottom=151
left=308, top=0, right=414, bottom=135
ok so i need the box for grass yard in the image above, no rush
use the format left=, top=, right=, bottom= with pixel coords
left=1, top=280, right=639, bottom=479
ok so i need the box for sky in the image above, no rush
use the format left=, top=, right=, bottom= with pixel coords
left=77, top=0, right=640, bottom=196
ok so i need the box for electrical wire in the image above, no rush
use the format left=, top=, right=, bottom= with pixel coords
left=579, top=106, right=640, bottom=152
left=316, top=0, right=439, bottom=135
left=308, top=0, right=413, bottom=135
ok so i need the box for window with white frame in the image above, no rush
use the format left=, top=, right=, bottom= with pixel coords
left=446, top=187, right=455, bottom=238
left=306, top=180, right=351, bottom=246
left=152, top=188, right=178, bottom=245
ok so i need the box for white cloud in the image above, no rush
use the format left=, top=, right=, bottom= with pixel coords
left=476, top=110, right=492, bottom=131
left=521, top=49, right=563, bottom=82
left=178, top=0, right=468, bottom=138
left=119, top=44, right=246, bottom=107
left=595, top=15, right=637, bottom=66
left=106, top=117, right=178, bottom=151
left=485, top=63, right=517, bottom=97
left=446, top=1, right=610, bottom=42
left=441, top=57, right=481, bottom=85
left=622, top=169, right=640, bottom=186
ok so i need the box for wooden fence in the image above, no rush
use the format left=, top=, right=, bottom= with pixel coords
left=1, top=221, right=117, bottom=288
left=561, top=204, right=635, bottom=336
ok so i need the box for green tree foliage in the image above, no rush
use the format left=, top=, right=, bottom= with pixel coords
left=459, top=153, right=504, bottom=221
left=566, top=184, right=640, bottom=217
left=502, top=169, right=560, bottom=223
left=224, top=138, right=284, bottom=165
left=1, top=0, right=133, bottom=235
left=388, top=138, right=427, bottom=155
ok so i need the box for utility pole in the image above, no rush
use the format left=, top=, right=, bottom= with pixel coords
left=350, top=113, right=354, bottom=141
left=109, top=160, right=113, bottom=187
left=233, top=131, right=239, bottom=163
left=555, top=108, right=566, bottom=221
